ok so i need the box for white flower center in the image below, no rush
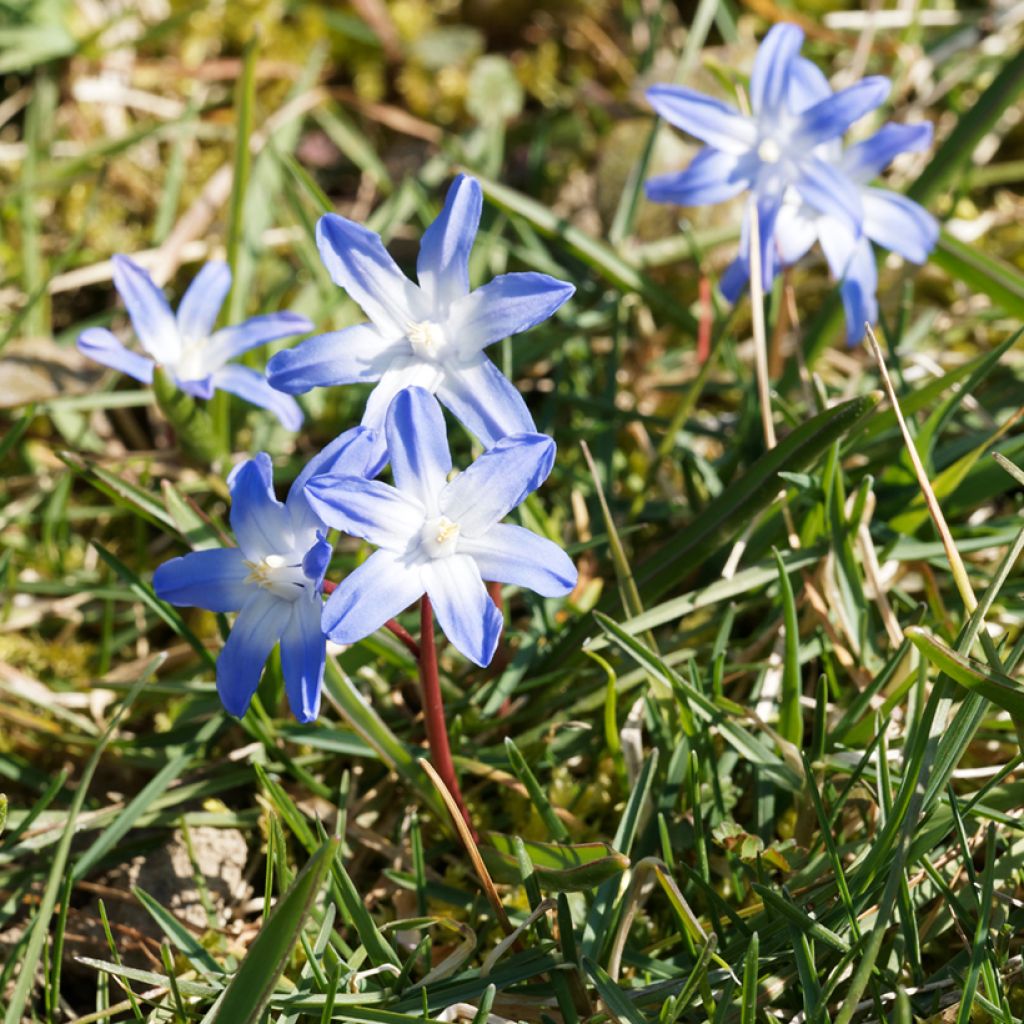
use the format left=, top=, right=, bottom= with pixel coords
left=245, top=553, right=308, bottom=602
left=407, top=320, right=448, bottom=361
left=419, top=515, right=460, bottom=560
left=757, top=137, right=783, bottom=164
left=173, top=336, right=209, bottom=381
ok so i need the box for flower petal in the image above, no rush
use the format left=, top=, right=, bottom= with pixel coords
left=77, top=327, right=155, bottom=384
left=774, top=197, right=819, bottom=266
left=435, top=354, right=536, bottom=448
left=321, top=548, right=424, bottom=643
left=360, top=354, right=446, bottom=435
left=447, top=272, right=573, bottom=357
left=440, top=432, right=555, bottom=537
left=422, top=555, right=502, bottom=667
left=288, top=425, right=379, bottom=527
left=787, top=56, right=831, bottom=113
left=176, top=261, right=231, bottom=341
left=750, top=22, right=804, bottom=116
left=111, top=255, right=181, bottom=363
left=304, top=475, right=424, bottom=550
left=216, top=590, right=291, bottom=718
left=385, top=386, right=452, bottom=513
left=718, top=255, right=749, bottom=303
left=417, top=174, right=482, bottom=309
left=266, top=323, right=395, bottom=394
left=152, top=547, right=251, bottom=612
left=316, top=214, right=425, bottom=338
left=207, top=312, right=314, bottom=368
left=212, top=364, right=304, bottom=430
left=840, top=122, right=933, bottom=183
left=645, top=148, right=751, bottom=206
left=795, top=157, right=862, bottom=236
left=797, top=76, right=890, bottom=147
left=837, top=237, right=879, bottom=345
left=459, top=523, right=577, bottom=597
left=646, top=85, right=757, bottom=155
left=817, top=216, right=860, bottom=280
left=280, top=597, right=326, bottom=723
left=862, top=188, right=938, bottom=264
left=228, top=452, right=293, bottom=561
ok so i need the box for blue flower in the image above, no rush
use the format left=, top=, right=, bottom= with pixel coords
left=644, top=23, right=890, bottom=287
left=78, top=256, right=312, bottom=429
left=714, top=73, right=938, bottom=343
left=152, top=427, right=378, bottom=722
left=267, top=175, right=574, bottom=463
left=303, top=387, right=577, bottom=668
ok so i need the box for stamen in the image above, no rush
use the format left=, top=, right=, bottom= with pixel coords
left=407, top=320, right=447, bottom=359
left=244, top=555, right=308, bottom=601
left=419, top=515, right=460, bottom=559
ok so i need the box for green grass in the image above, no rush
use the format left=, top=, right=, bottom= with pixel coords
left=2, top=2, right=1024, bottom=1022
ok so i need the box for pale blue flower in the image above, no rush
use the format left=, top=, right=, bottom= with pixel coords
left=78, top=256, right=311, bottom=429
left=645, top=23, right=890, bottom=287
left=303, top=387, right=577, bottom=668
left=715, top=68, right=938, bottom=343
left=267, top=175, right=574, bottom=463
left=153, top=428, right=377, bottom=721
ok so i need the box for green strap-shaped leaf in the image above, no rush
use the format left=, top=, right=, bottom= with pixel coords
left=905, top=626, right=1024, bottom=722
left=636, top=392, right=881, bottom=602
left=481, top=834, right=628, bottom=891
left=206, top=838, right=339, bottom=1024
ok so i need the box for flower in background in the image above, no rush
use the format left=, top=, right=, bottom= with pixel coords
left=78, top=256, right=311, bottom=429
left=304, top=387, right=577, bottom=668
left=267, top=174, right=574, bottom=464
left=644, top=23, right=890, bottom=288
left=712, top=59, right=938, bottom=344
left=153, top=428, right=378, bottom=722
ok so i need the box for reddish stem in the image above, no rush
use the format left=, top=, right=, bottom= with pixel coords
left=321, top=579, right=420, bottom=658
left=419, top=595, right=477, bottom=840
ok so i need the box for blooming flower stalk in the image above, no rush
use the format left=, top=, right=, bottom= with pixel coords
left=644, top=23, right=890, bottom=288
left=304, top=386, right=578, bottom=668
left=78, top=256, right=311, bottom=429
left=267, top=175, right=574, bottom=463
left=153, top=428, right=378, bottom=721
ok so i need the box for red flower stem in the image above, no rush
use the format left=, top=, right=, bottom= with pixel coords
left=321, top=579, right=420, bottom=658
left=419, top=595, right=476, bottom=840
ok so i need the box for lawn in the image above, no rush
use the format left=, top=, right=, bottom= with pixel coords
left=2, top=2, right=1024, bottom=1022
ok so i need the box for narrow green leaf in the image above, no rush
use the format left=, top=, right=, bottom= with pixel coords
left=503, top=737, right=571, bottom=843
left=582, top=957, right=647, bottom=1024
left=773, top=549, right=802, bottom=746
left=929, top=232, right=1024, bottom=319
left=207, top=839, right=338, bottom=1024
left=481, top=835, right=628, bottom=891
left=905, top=626, right=1024, bottom=721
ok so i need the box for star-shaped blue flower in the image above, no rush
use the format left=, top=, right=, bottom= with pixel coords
left=267, top=175, right=574, bottom=464
left=303, top=387, right=578, bottom=668
left=644, top=23, right=890, bottom=287
left=78, top=256, right=311, bottom=429
left=714, top=62, right=938, bottom=344
left=152, top=428, right=377, bottom=722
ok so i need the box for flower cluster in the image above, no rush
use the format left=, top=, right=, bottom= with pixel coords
left=645, top=22, right=938, bottom=344
left=82, top=175, right=578, bottom=721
